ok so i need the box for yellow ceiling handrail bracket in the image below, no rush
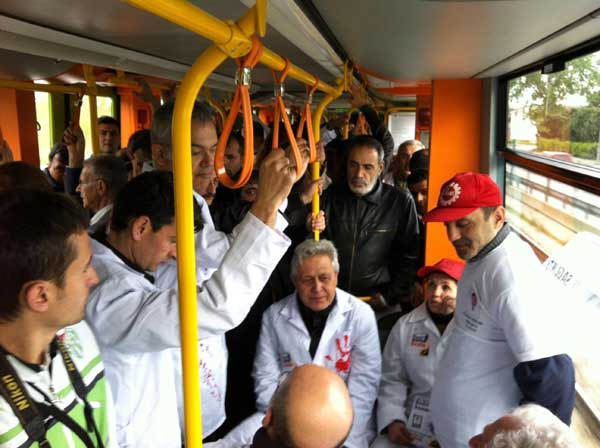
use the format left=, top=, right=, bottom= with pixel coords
left=256, top=0, right=268, bottom=37
left=82, top=65, right=100, bottom=155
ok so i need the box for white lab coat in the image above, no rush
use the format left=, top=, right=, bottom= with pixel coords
left=253, top=289, right=381, bottom=448
left=372, top=303, right=453, bottom=448
left=86, top=211, right=291, bottom=448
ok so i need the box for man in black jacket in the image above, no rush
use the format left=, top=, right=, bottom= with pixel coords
left=318, top=135, right=420, bottom=308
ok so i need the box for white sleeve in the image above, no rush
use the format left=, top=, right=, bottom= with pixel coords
left=376, top=317, right=410, bottom=434
left=88, top=212, right=290, bottom=352
left=344, top=305, right=382, bottom=448
left=252, top=308, right=282, bottom=412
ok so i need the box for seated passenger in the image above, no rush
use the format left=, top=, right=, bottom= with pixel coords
left=76, top=155, right=128, bottom=236
left=0, top=189, right=116, bottom=447
left=312, top=135, right=420, bottom=310
left=373, top=258, right=464, bottom=448
left=86, top=149, right=296, bottom=447
left=252, top=239, right=381, bottom=448
left=43, top=143, right=69, bottom=192
left=0, top=161, right=53, bottom=191
left=208, top=364, right=354, bottom=448
left=469, top=404, right=578, bottom=448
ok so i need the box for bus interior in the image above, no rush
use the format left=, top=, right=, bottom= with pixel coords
left=1, top=0, right=600, bottom=445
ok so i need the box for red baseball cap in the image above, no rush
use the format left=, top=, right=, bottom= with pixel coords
left=417, top=258, right=465, bottom=281
left=422, top=172, right=502, bottom=222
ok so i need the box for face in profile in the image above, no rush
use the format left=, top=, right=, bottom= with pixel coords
left=135, top=221, right=178, bottom=272
left=49, top=232, right=99, bottom=327
left=444, top=208, right=504, bottom=261
left=424, top=272, right=458, bottom=315
left=293, top=254, right=338, bottom=311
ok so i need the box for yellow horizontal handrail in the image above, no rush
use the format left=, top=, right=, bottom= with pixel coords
left=0, top=79, right=113, bottom=96
left=124, top=0, right=340, bottom=97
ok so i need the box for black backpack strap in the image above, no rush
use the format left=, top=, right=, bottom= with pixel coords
left=55, top=338, right=105, bottom=448
left=0, top=353, right=50, bottom=447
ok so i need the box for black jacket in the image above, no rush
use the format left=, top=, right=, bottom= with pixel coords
left=320, top=180, right=420, bottom=304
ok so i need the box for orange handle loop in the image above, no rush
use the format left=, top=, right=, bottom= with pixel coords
left=271, top=59, right=302, bottom=179
left=296, top=78, right=320, bottom=163
left=215, top=36, right=263, bottom=189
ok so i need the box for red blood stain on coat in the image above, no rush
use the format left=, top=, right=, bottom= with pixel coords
left=334, top=335, right=352, bottom=373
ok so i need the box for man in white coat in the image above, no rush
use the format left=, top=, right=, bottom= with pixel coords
left=252, top=239, right=381, bottom=448
left=373, top=258, right=464, bottom=447
left=86, top=147, right=297, bottom=447
left=423, top=172, right=575, bottom=447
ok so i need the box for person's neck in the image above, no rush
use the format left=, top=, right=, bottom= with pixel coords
left=0, top=320, right=55, bottom=365
left=93, top=197, right=112, bottom=214
left=106, top=231, right=136, bottom=264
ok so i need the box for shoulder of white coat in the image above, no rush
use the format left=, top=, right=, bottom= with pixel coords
left=265, top=292, right=295, bottom=321
left=339, top=289, right=375, bottom=316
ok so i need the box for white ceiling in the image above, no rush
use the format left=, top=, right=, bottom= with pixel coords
left=0, top=0, right=599, bottom=92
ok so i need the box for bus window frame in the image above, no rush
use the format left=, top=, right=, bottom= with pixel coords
left=496, top=34, right=600, bottom=431
left=496, top=34, right=600, bottom=195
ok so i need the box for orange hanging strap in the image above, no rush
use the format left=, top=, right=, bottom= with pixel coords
left=271, top=58, right=303, bottom=179
left=296, top=78, right=319, bottom=163
left=215, top=35, right=263, bottom=189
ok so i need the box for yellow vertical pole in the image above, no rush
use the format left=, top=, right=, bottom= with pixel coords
left=173, top=44, right=228, bottom=448
left=82, top=65, right=100, bottom=155
left=312, top=84, right=343, bottom=240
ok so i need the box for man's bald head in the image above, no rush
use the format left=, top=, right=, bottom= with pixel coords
left=267, top=364, right=353, bottom=448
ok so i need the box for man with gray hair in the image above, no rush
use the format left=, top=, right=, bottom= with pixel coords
left=76, top=154, right=128, bottom=235
left=314, top=135, right=420, bottom=309
left=251, top=239, right=381, bottom=448
left=468, top=404, right=579, bottom=448
left=386, top=139, right=424, bottom=190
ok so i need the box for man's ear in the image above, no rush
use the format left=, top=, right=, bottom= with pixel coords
left=21, top=281, right=51, bottom=314
left=262, top=407, right=273, bottom=428
left=131, top=216, right=151, bottom=241
left=494, top=206, right=506, bottom=230
left=97, top=179, right=108, bottom=197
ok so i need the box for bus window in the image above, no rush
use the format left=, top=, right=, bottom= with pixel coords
left=506, top=48, right=600, bottom=173
left=80, top=95, right=115, bottom=158
left=34, top=91, right=51, bottom=168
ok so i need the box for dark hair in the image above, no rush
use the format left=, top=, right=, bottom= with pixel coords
left=126, top=129, right=152, bottom=159
left=346, top=135, right=384, bottom=164
left=228, top=132, right=244, bottom=156
left=83, top=155, right=128, bottom=199
left=151, top=101, right=215, bottom=159
left=482, top=205, right=499, bottom=220
left=111, top=171, right=176, bottom=232
left=97, top=115, right=119, bottom=127
left=407, top=168, right=428, bottom=187
left=0, top=162, right=53, bottom=192
left=409, top=149, right=430, bottom=173
left=49, top=143, right=69, bottom=164
left=0, top=190, right=88, bottom=322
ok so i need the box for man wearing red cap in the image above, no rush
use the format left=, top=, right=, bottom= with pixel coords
left=423, top=172, right=575, bottom=447
left=374, top=258, right=464, bottom=448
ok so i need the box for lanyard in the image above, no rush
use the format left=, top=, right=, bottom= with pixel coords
left=0, top=337, right=105, bottom=448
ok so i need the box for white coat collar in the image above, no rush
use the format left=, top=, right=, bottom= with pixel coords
left=407, top=302, right=430, bottom=324
left=279, top=288, right=354, bottom=333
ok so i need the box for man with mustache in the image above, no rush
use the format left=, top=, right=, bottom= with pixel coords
left=316, top=135, right=420, bottom=310
left=423, top=172, right=575, bottom=447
